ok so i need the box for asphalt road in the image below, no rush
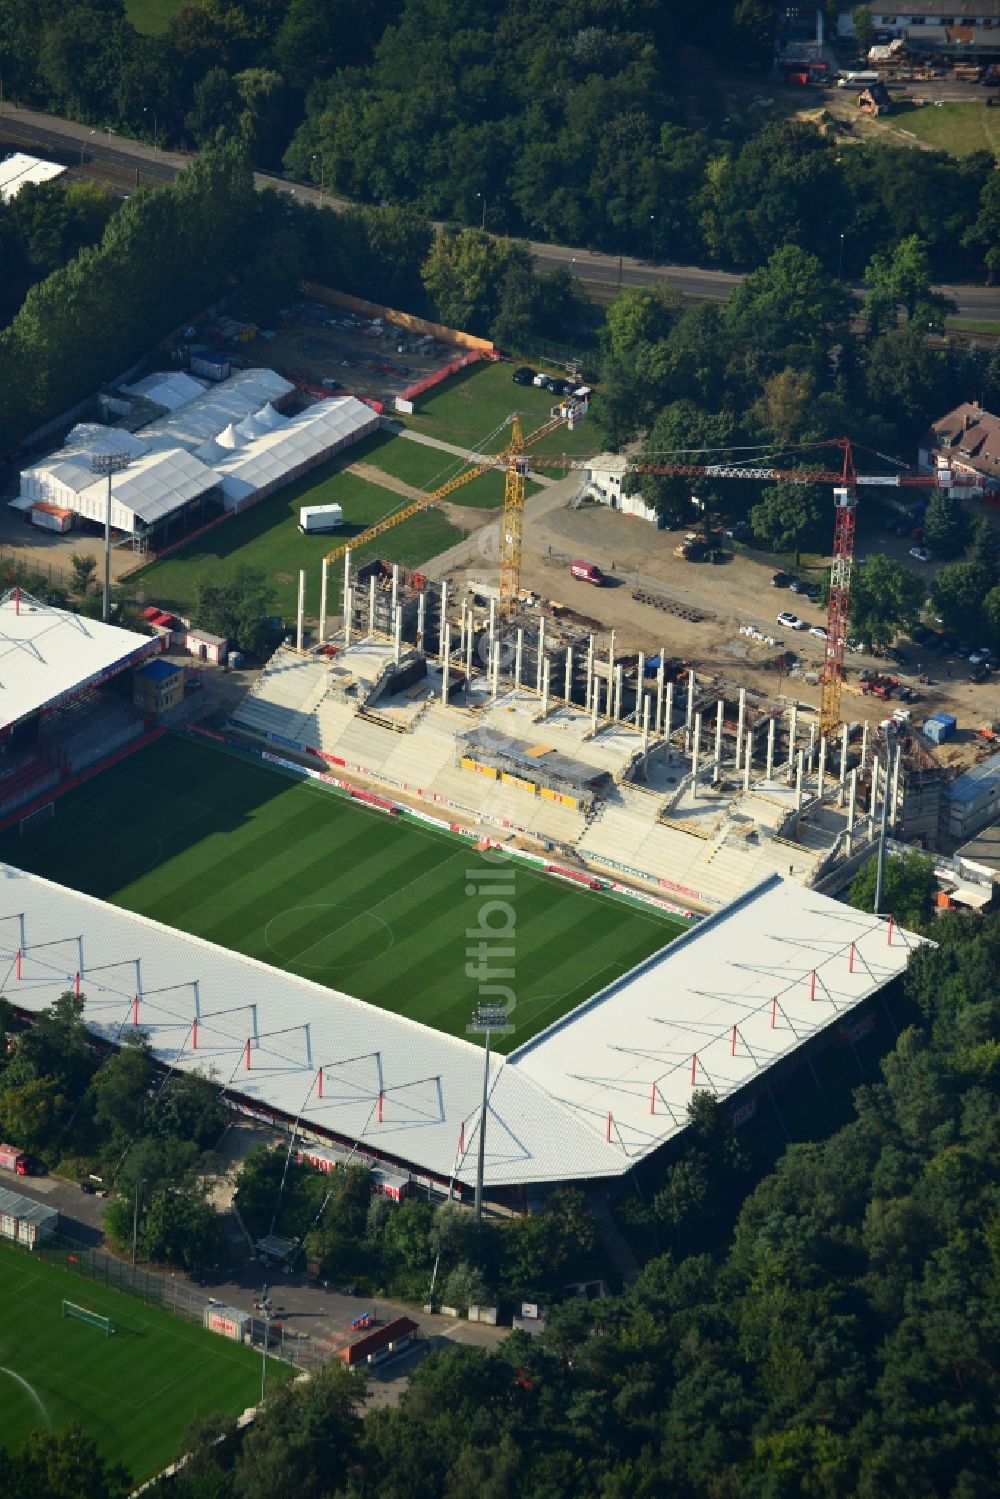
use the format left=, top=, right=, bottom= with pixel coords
left=1, top=99, right=998, bottom=319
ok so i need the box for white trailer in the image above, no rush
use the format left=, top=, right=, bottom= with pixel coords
left=299, top=503, right=344, bottom=534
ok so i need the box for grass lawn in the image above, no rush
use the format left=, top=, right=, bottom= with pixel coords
left=888, top=100, right=1000, bottom=158
left=0, top=1240, right=278, bottom=1482
left=130, top=461, right=464, bottom=621
left=2, top=737, right=682, bottom=1051
left=362, top=429, right=542, bottom=509
left=125, top=0, right=182, bottom=34
left=403, top=360, right=598, bottom=461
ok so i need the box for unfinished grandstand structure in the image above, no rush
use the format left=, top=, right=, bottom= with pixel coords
left=230, top=562, right=904, bottom=911
left=0, top=589, right=162, bottom=826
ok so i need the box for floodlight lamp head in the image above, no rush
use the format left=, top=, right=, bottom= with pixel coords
left=91, top=451, right=131, bottom=476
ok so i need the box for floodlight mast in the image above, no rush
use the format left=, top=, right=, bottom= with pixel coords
left=90, top=451, right=131, bottom=622
left=468, top=1003, right=508, bottom=1223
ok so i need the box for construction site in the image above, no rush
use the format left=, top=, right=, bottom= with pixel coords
left=218, top=398, right=1000, bottom=913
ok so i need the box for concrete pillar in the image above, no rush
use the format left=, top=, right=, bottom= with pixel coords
left=417, top=590, right=426, bottom=653
left=656, top=659, right=665, bottom=739
left=608, top=629, right=616, bottom=684
left=713, top=699, right=724, bottom=780
left=488, top=596, right=497, bottom=662
left=319, top=558, right=329, bottom=645
left=665, top=681, right=674, bottom=742
left=818, top=736, right=827, bottom=802
left=807, top=719, right=817, bottom=774
left=846, top=768, right=858, bottom=856
left=368, top=574, right=376, bottom=635
left=439, top=580, right=448, bottom=658
left=787, top=705, right=798, bottom=781
left=872, top=755, right=881, bottom=829
left=636, top=652, right=645, bottom=725
left=614, top=663, right=623, bottom=722
left=564, top=647, right=573, bottom=704
left=861, top=720, right=869, bottom=770
left=515, top=627, right=523, bottom=688
left=795, top=748, right=804, bottom=814
left=537, top=615, right=546, bottom=694
left=489, top=641, right=498, bottom=701
left=766, top=716, right=776, bottom=782
left=296, top=568, right=305, bottom=653
left=441, top=621, right=451, bottom=702
left=685, top=668, right=695, bottom=735
left=641, top=695, right=650, bottom=753
left=839, top=722, right=849, bottom=806
left=735, top=687, right=746, bottom=772
left=465, top=620, right=473, bottom=692
left=744, top=731, right=753, bottom=791
left=591, top=674, right=599, bottom=733
left=343, top=548, right=352, bottom=608
left=586, top=634, right=595, bottom=709
left=890, top=742, right=902, bottom=835
left=541, top=658, right=550, bottom=717
left=390, top=563, right=399, bottom=621
left=393, top=606, right=402, bottom=667
left=692, top=711, right=702, bottom=795
left=344, top=586, right=353, bottom=649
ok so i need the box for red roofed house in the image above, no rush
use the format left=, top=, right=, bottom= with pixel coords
left=918, top=401, right=1000, bottom=498
left=337, top=1315, right=418, bottom=1370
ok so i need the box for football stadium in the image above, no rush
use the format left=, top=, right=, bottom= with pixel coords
left=0, top=585, right=920, bottom=1201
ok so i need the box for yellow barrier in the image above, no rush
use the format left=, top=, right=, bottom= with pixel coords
left=300, top=282, right=494, bottom=353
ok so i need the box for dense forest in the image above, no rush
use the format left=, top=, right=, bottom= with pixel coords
left=13, top=904, right=989, bottom=1498
left=1, top=0, right=998, bottom=275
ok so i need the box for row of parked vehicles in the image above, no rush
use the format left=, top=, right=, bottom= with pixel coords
left=511, top=366, right=583, bottom=397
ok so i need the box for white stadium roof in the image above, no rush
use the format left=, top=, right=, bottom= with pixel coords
left=0, top=864, right=921, bottom=1188
left=0, top=591, right=159, bottom=731
left=0, top=152, right=66, bottom=201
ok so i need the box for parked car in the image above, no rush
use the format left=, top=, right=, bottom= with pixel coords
left=777, top=611, right=806, bottom=630
left=909, top=546, right=931, bottom=563
left=809, top=625, right=828, bottom=640
left=512, top=366, right=536, bottom=386
left=912, top=625, right=933, bottom=644
left=789, top=579, right=811, bottom=595
left=969, top=650, right=991, bottom=665
left=771, top=572, right=791, bottom=588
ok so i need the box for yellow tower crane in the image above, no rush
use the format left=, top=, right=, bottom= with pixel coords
left=323, top=408, right=579, bottom=614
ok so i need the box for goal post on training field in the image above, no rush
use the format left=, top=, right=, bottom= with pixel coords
left=18, top=801, right=55, bottom=838
left=62, top=1300, right=115, bottom=1336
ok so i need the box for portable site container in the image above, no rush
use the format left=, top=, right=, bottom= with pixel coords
left=0, top=1187, right=58, bottom=1247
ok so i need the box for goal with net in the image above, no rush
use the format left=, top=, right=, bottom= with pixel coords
left=18, top=801, right=54, bottom=839
left=62, top=1300, right=115, bottom=1336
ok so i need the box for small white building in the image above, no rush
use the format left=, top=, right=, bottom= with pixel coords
left=945, top=750, right=1000, bottom=843
left=0, top=1187, right=59, bottom=1247
left=838, top=4, right=1000, bottom=36
left=576, top=454, right=659, bottom=523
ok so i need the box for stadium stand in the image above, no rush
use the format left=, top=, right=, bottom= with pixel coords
left=41, top=690, right=146, bottom=774
left=0, top=752, right=60, bottom=819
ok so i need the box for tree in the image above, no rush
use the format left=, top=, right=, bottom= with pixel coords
left=421, top=229, right=532, bottom=337
left=627, top=401, right=737, bottom=528
left=69, top=552, right=97, bottom=596
left=233, top=1359, right=364, bottom=1499
left=749, top=368, right=816, bottom=444
left=965, top=515, right=999, bottom=583
left=136, top=1186, right=223, bottom=1272
left=922, top=491, right=968, bottom=559
left=0, top=1074, right=69, bottom=1156
left=848, top=848, right=937, bottom=929
left=193, top=565, right=277, bottom=657
left=983, top=584, right=1000, bottom=653
left=441, top=1260, right=488, bottom=1312
left=961, top=169, right=1000, bottom=281
left=590, top=281, right=685, bottom=447
left=3, top=1424, right=129, bottom=1499
left=750, top=479, right=825, bottom=563
left=863, top=235, right=955, bottom=333
left=723, top=244, right=853, bottom=375
left=852, top=5, right=875, bottom=56
left=88, top=1034, right=153, bottom=1143
left=850, top=554, right=925, bottom=649
left=931, top=561, right=991, bottom=640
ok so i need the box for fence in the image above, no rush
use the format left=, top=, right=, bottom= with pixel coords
left=299, top=282, right=495, bottom=354
left=0, top=544, right=72, bottom=593
left=10, top=1229, right=330, bottom=1372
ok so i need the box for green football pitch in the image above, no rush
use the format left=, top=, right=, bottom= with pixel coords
left=0, top=1241, right=279, bottom=1479
left=3, top=736, right=682, bottom=1050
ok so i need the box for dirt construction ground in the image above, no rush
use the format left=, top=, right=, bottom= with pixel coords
left=432, top=477, right=1000, bottom=769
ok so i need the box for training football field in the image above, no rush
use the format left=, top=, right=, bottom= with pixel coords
left=0, top=1242, right=276, bottom=1479
left=3, top=736, right=683, bottom=1050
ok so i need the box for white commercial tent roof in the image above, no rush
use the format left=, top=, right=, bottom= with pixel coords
left=0, top=590, right=159, bottom=731
left=0, top=865, right=920, bottom=1188
left=211, top=397, right=378, bottom=504
left=138, top=369, right=295, bottom=451
left=0, top=152, right=66, bottom=201
left=17, top=447, right=218, bottom=534
left=121, top=371, right=207, bottom=411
